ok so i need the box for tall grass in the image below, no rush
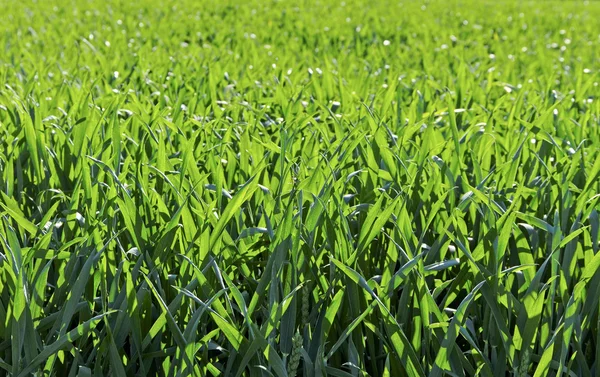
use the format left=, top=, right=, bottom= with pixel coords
left=0, top=0, right=599, bottom=376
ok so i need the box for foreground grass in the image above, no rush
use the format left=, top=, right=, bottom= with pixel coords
left=1, top=0, right=599, bottom=375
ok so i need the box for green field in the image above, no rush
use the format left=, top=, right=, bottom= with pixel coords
left=1, top=0, right=599, bottom=376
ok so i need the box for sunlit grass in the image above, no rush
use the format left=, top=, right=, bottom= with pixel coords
left=0, top=0, right=599, bottom=376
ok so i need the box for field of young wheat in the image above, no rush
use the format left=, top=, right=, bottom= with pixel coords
left=0, top=0, right=599, bottom=376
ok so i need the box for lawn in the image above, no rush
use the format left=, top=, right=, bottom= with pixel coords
left=0, top=0, right=599, bottom=376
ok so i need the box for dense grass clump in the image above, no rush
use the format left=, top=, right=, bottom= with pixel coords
left=1, top=0, right=599, bottom=376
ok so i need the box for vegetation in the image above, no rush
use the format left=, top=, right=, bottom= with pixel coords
left=1, top=0, right=599, bottom=376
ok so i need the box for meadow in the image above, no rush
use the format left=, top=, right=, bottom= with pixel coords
left=0, top=0, right=599, bottom=376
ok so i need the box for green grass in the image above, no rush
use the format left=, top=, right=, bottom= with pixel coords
left=1, top=0, right=599, bottom=375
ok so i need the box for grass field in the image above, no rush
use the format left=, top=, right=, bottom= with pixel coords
left=1, top=0, right=599, bottom=376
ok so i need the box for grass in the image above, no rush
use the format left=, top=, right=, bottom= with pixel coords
left=0, top=0, right=599, bottom=376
